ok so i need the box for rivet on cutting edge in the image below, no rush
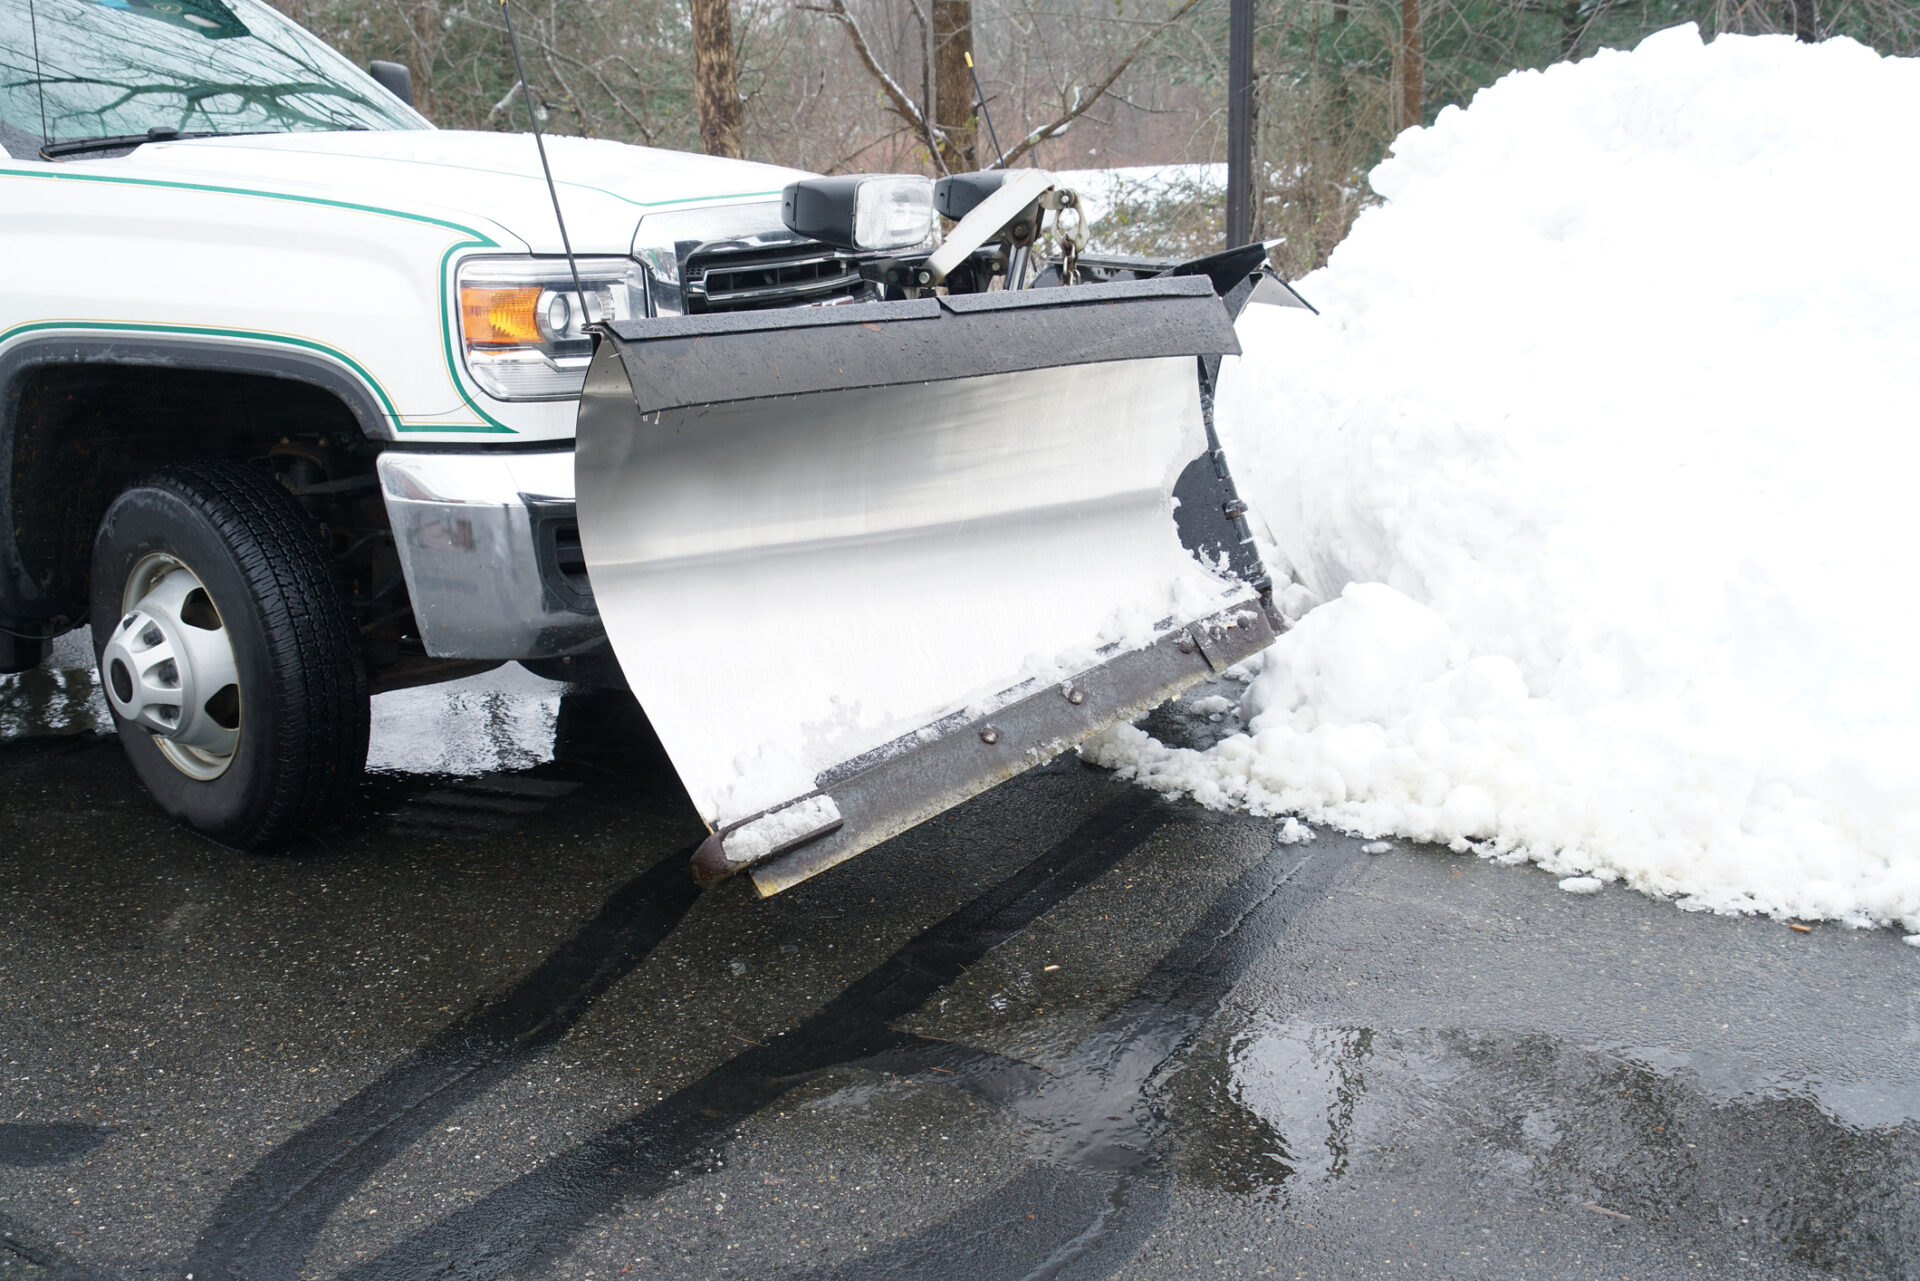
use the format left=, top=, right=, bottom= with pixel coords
left=1176, top=637, right=1195, bottom=654
left=1066, top=688, right=1086, bottom=705
left=979, top=726, right=1000, bottom=744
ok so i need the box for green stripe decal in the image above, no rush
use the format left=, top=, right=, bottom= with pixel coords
left=0, top=164, right=521, bottom=433
left=0, top=319, right=406, bottom=419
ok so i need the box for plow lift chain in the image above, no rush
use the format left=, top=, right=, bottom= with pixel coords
left=1036, top=187, right=1087, bottom=287
left=575, top=165, right=1314, bottom=895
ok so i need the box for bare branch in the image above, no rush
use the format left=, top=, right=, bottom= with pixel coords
left=487, top=80, right=528, bottom=124
left=541, top=44, right=594, bottom=137
left=996, top=0, right=1203, bottom=169
left=824, top=124, right=918, bottom=174
left=802, top=0, right=951, bottom=173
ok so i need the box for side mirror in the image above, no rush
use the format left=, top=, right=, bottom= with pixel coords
left=368, top=61, right=414, bottom=109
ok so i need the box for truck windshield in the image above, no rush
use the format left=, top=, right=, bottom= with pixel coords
left=0, top=0, right=422, bottom=152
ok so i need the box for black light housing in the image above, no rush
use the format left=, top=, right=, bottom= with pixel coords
left=933, top=171, right=1011, bottom=221
left=781, top=175, right=935, bottom=251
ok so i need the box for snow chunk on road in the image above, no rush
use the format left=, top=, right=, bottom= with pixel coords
left=1088, top=26, right=1920, bottom=932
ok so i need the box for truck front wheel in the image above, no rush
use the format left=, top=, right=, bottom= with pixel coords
left=90, top=463, right=369, bottom=848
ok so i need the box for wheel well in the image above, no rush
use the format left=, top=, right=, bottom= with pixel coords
left=6, top=362, right=373, bottom=627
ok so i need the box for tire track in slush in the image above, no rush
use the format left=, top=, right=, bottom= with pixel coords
left=327, top=792, right=1178, bottom=1281
left=335, top=807, right=1328, bottom=1281
left=187, top=842, right=706, bottom=1281
left=192, top=790, right=1172, bottom=1281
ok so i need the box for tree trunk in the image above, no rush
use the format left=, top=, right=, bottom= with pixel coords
left=933, top=0, right=978, bottom=171
left=690, top=0, right=743, bottom=158
left=1785, top=0, right=1819, bottom=40
left=1398, top=0, right=1423, bottom=131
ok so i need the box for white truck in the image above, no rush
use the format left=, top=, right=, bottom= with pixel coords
left=0, top=0, right=1292, bottom=893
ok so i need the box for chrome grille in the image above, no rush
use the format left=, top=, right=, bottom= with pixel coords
left=683, top=245, right=869, bottom=313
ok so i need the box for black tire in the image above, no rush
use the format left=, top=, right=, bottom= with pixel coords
left=90, top=462, right=369, bottom=848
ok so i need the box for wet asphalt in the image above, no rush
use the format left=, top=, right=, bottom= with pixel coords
left=2, top=636, right=1916, bottom=1280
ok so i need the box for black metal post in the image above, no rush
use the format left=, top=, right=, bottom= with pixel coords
left=1225, top=0, right=1254, bottom=248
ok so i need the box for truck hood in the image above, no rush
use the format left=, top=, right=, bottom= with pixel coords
left=112, top=128, right=811, bottom=253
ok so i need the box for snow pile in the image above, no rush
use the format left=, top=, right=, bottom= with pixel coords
left=1088, top=26, right=1920, bottom=930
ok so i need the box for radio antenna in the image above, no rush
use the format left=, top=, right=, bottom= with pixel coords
left=499, top=0, right=587, bottom=319
left=27, top=0, right=50, bottom=150
left=963, top=51, right=1007, bottom=168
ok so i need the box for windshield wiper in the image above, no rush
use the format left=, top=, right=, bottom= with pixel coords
left=40, top=127, right=268, bottom=159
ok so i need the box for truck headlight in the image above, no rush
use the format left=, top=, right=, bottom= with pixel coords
left=781, top=175, right=936, bottom=252
left=457, top=257, right=648, bottom=401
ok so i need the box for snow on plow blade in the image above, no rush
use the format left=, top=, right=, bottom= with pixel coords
left=574, top=276, right=1277, bottom=895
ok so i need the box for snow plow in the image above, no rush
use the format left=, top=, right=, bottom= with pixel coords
left=2, top=4, right=1313, bottom=871
left=574, top=170, right=1305, bottom=894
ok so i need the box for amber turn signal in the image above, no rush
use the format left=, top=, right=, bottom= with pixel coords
left=459, top=285, right=543, bottom=347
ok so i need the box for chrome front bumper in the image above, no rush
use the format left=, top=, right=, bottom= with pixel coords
left=375, top=450, right=604, bottom=661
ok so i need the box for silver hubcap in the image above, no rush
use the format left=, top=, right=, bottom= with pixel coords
left=101, top=553, right=241, bottom=781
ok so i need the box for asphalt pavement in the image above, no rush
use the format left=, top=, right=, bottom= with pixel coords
left=2, top=638, right=1916, bottom=1280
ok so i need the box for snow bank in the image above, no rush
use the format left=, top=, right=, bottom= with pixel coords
left=1087, top=26, right=1920, bottom=930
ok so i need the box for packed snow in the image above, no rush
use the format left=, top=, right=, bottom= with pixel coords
left=722, top=794, right=844, bottom=864
left=1087, top=26, right=1920, bottom=932
left=368, top=665, right=559, bottom=776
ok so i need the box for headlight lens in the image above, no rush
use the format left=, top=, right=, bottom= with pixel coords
left=781, top=175, right=936, bottom=252
left=457, top=257, right=648, bottom=401
left=853, top=176, right=936, bottom=250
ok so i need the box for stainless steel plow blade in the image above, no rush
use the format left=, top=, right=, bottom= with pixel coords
left=574, top=277, right=1276, bottom=894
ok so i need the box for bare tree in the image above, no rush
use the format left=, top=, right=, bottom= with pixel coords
left=691, top=0, right=744, bottom=157
left=995, top=0, right=1202, bottom=168
left=807, top=0, right=1201, bottom=174
left=803, top=0, right=958, bottom=169
left=933, top=1, right=978, bottom=169
left=286, top=0, right=709, bottom=151
left=1399, top=0, right=1424, bottom=129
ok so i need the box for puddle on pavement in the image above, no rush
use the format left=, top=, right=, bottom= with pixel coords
left=1169, top=1017, right=1920, bottom=1276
